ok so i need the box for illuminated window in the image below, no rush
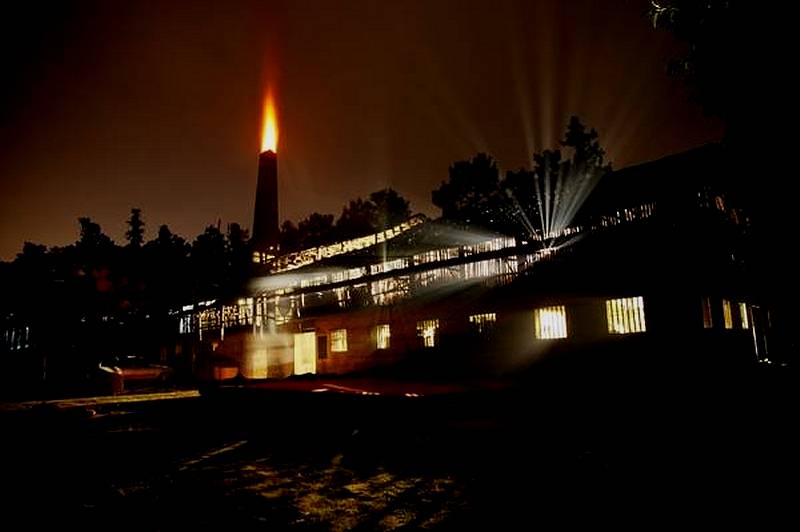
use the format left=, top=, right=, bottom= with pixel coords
left=376, top=324, right=391, bottom=349
left=371, top=277, right=410, bottom=306
left=331, top=329, right=348, bottom=352
left=469, top=313, right=496, bottom=334
left=179, top=315, right=195, bottom=334
left=533, top=306, right=568, bottom=339
left=199, top=308, right=220, bottom=330
left=722, top=299, right=733, bottom=329
left=738, top=302, right=749, bottom=329
left=702, top=298, right=713, bottom=329
left=605, top=297, right=646, bottom=334
left=416, top=319, right=439, bottom=348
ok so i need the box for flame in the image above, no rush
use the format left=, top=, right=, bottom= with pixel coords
left=260, top=90, right=278, bottom=153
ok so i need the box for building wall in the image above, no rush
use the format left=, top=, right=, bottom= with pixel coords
left=199, top=287, right=763, bottom=383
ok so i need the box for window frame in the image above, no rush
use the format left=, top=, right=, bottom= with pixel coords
left=605, top=296, right=647, bottom=335
left=330, top=328, right=348, bottom=352
left=533, top=305, right=568, bottom=340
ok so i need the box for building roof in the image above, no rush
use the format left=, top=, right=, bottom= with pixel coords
left=578, top=143, right=725, bottom=220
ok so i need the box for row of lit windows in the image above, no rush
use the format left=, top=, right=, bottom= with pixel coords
left=370, top=258, right=409, bottom=276
left=2, top=326, right=30, bottom=351
left=261, top=233, right=517, bottom=301
left=222, top=298, right=254, bottom=328
left=179, top=315, right=194, bottom=334
left=322, top=297, right=646, bottom=354
left=413, top=247, right=460, bottom=266
left=240, top=254, right=521, bottom=327
left=532, top=296, right=752, bottom=338
left=371, top=276, right=410, bottom=306
left=466, top=237, right=517, bottom=255
left=183, top=298, right=255, bottom=333
left=191, top=294, right=752, bottom=355
left=270, top=216, right=426, bottom=273
left=469, top=313, right=497, bottom=334
left=326, top=321, right=438, bottom=352
left=198, top=309, right=220, bottom=330
left=704, top=298, right=750, bottom=330
left=530, top=297, right=646, bottom=340
left=327, top=323, right=392, bottom=353
left=271, top=216, right=515, bottom=276
left=182, top=295, right=753, bottom=341
left=597, top=203, right=656, bottom=229
left=330, top=267, right=367, bottom=284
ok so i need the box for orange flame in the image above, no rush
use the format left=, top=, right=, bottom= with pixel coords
left=260, top=90, right=278, bottom=153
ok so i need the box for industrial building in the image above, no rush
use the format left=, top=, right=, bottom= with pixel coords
left=181, top=143, right=766, bottom=384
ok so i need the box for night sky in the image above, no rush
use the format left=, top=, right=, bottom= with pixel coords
left=0, top=0, right=723, bottom=260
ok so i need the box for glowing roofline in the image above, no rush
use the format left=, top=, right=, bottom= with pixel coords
left=267, top=214, right=427, bottom=273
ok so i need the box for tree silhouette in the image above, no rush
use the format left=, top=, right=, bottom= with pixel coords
left=505, top=117, right=609, bottom=240
left=337, top=188, right=413, bottom=239
left=153, top=223, right=188, bottom=251
left=433, top=118, right=610, bottom=239
left=190, top=225, right=227, bottom=299
left=74, top=217, right=116, bottom=296
left=125, top=208, right=145, bottom=248
left=297, top=212, right=336, bottom=248
left=226, top=222, right=250, bottom=293
left=370, top=188, right=411, bottom=230
left=275, top=188, right=413, bottom=252
left=142, top=224, right=190, bottom=310
left=8, top=242, right=51, bottom=319
left=648, top=1, right=743, bottom=124
left=279, top=220, right=302, bottom=252
left=336, top=198, right=378, bottom=240
left=432, top=153, right=504, bottom=229
left=77, top=217, right=114, bottom=252
left=1, top=209, right=274, bottom=392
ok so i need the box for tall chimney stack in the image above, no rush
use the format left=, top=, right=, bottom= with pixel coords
left=252, top=149, right=279, bottom=262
